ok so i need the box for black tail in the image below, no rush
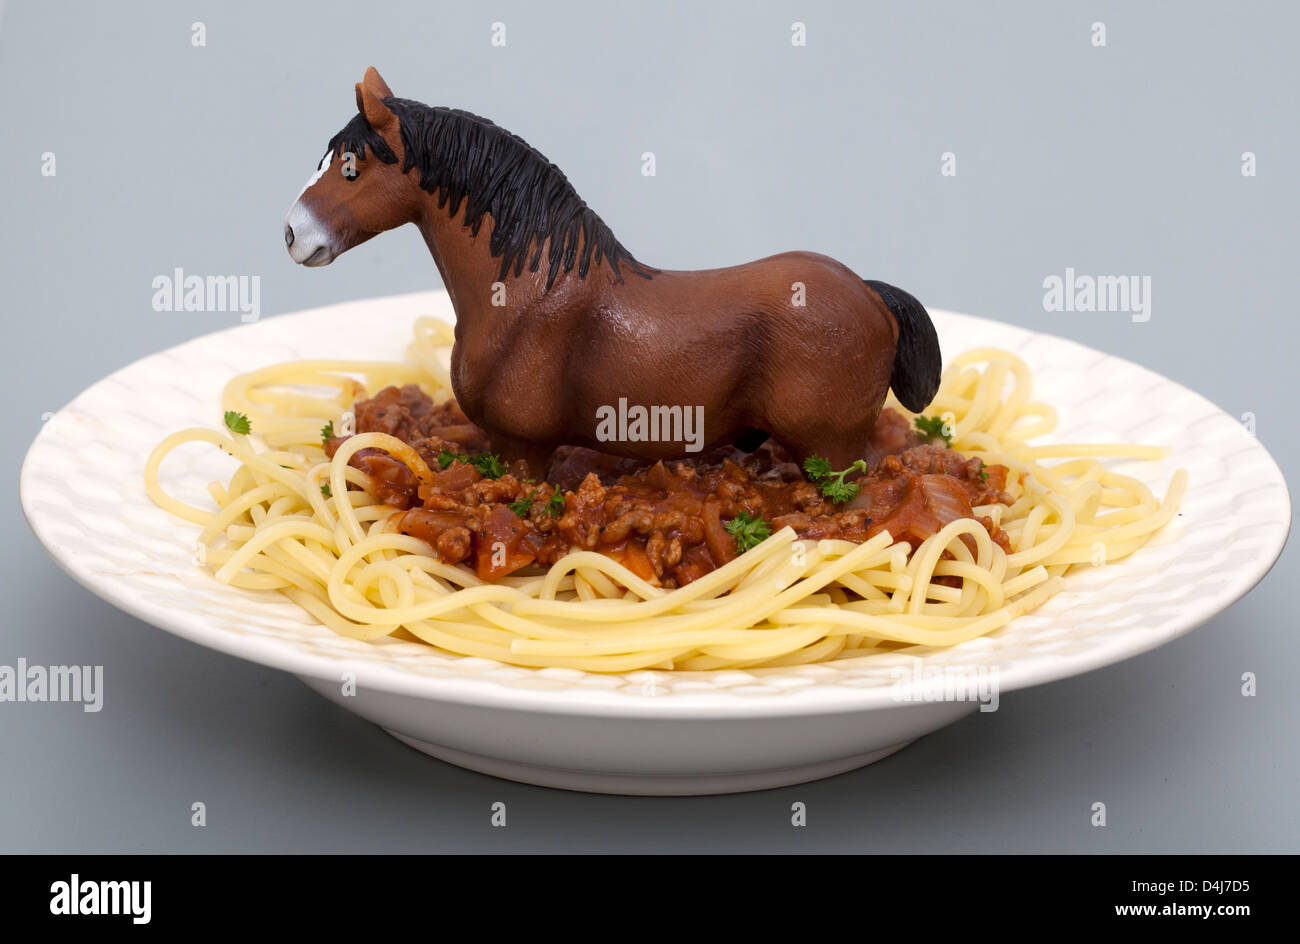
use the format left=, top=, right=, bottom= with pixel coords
left=864, top=279, right=942, bottom=413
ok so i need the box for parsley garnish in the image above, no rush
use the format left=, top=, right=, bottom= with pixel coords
left=509, top=487, right=565, bottom=518
left=437, top=448, right=507, bottom=479
left=475, top=454, right=508, bottom=478
left=978, top=460, right=989, bottom=482
left=802, top=455, right=833, bottom=481
left=320, top=420, right=335, bottom=445
left=803, top=455, right=869, bottom=504
left=507, top=488, right=538, bottom=517
left=725, top=511, right=772, bottom=553
left=224, top=411, right=251, bottom=435
left=320, top=482, right=331, bottom=498
left=914, top=415, right=953, bottom=446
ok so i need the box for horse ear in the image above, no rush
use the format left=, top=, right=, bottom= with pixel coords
left=361, top=66, right=394, bottom=100
left=356, top=78, right=397, bottom=134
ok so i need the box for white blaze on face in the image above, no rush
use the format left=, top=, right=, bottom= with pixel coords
left=285, top=150, right=336, bottom=266
left=296, top=150, right=333, bottom=199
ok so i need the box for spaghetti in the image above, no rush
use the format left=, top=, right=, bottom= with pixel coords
left=145, top=317, right=1186, bottom=672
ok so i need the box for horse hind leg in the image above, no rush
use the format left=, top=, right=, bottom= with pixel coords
left=757, top=376, right=887, bottom=471
left=753, top=339, right=892, bottom=474
left=765, top=421, right=880, bottom=475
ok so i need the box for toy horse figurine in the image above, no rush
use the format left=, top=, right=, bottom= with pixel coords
left=285, top=67, right=941, bottom=475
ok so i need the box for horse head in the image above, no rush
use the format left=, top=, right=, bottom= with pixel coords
left=284, top=67, right=418, bottom=267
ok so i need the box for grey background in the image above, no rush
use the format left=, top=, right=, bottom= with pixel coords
left=2, top=0, right=1294, bottom=852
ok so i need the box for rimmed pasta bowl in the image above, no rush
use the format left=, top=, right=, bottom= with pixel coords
left=20, top=291, right=1290, bottom=794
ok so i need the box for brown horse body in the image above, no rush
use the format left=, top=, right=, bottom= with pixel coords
left=286, top=68, right=941, bottom=476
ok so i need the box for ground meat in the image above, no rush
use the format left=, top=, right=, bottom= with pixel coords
left=327, top=385, right=1018, bottom=586
left=323, top=387, right=495, bottom=509
left=351, top=384, right=491, bottom=451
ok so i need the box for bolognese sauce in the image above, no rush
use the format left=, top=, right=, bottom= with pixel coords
left=325, top=385, right=1015, bottom=587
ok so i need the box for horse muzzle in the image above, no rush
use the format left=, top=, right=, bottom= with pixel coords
left=284, top=208, right=336, bottom=267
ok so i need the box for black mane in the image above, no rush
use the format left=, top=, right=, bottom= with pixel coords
left=326, top=100, right=654, bottom=291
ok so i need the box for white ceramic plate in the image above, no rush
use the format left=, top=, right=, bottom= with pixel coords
left=20, top=291, right=1291, bottom=794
